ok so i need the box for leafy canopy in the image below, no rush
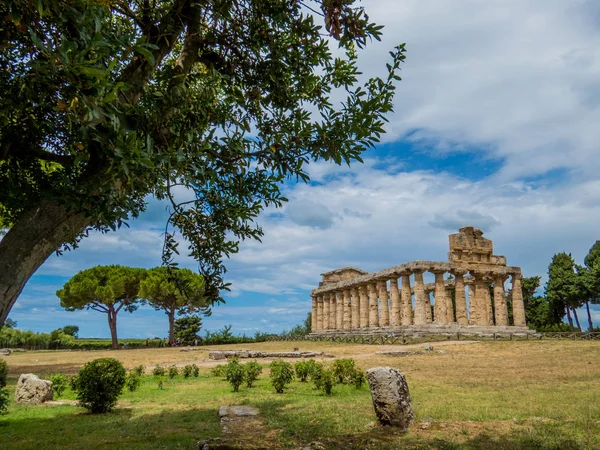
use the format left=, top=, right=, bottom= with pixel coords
left=139, top=267, right=206, bottom=315
left=0, top=0, right=404, bottom=300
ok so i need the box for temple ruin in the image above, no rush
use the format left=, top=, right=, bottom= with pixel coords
left=310, top=226, right=529, bottom=335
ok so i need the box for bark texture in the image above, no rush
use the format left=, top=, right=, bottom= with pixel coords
left=0, top=200, right=89, bottom=324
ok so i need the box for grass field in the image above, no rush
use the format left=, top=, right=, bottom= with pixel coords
left=1, top=340, right=599, bottom=449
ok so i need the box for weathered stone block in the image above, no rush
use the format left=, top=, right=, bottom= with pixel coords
left=366, top=367, right=414, bottom=428
left=14, top=373, right=53, bottom=404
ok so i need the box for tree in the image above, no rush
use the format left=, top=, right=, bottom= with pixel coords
left=174, top=315, right=202, bottom=345
left=57, top=265, right=145, bottom=349
left=139, top=267, right=207, bottom=344
left=0, top=318, right=16, bottom=329
left=62, top=325, right=79, bottom=337
left=545, top=253, right=582, bottom=331
left=0, top=0, right=405, bottom=325
left=579, top=241, right=600, bottom=331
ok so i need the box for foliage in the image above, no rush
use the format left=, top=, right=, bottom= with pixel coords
left=56, top=265, right=145, bottom=348
left=182, top=365, right=193, bottom=378
left=73, top=358, right=126, bottom=413
left=0, top=0, right=404, bottom=327
left=0, top=359, right=7, bottom=388
left=139, top=267, right=206, bottom=343
left=0, top=388, right=9, bottom=414
left=224, top=358, right=244, bottom=392
left=49, top=328, right=76, bottom=348
left=168, top=365, right=179, bottom=379
left=1, top=318, right=16, bottom=329
left=351, top=369, right=365, bottom=389
left=332, top=359, right=356, bottom=384
left=317, top=367, right=335, bottom=395
left=244, top=361, right=262, bottom=388
left=192, top=364, right=200, bottom=378
left=125, top=372, right=142, bottom=392
left=152, top=365, right=166, bottom=377
left=50, top=373, right=69, bottom=397
left=62, top=325, right=79, bottom=337
left=132, top=364, right=145, bottom=376
left=294, top=360, right=311, bottom=382
left=545, top=253, right=582, bottom=329
left=281, top=312, right=312, bottom=337
left=174, top=315, right=202, bottom=345
left=69, top=374, right=79, bottom=391
left=269, top=360, right=294, bottom=394
left=210, top=364, right=226, bottom=378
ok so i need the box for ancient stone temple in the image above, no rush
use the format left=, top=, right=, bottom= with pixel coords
left=310, top=227, right=529, bottom=334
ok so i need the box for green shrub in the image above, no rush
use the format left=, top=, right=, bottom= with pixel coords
left=157, top=379, right=164, bottom=390
left=74, top=358, right=126, bottom=413
left=309, top=361, right=324, bottom=388
left=132, top=364, right=145, bottom=376
left=294, top=360, right=310, bottom=382
left=50, top=373, right=69, bottom=397
left=0, top=359, right=7, bottom=388
left=168, top=365, right=179, bottom=379
left=210, top=364, right=226, bottom=378
left=192, top=364, right=200, bottom=377
left=244, top=361, right=262, bottom=388
left=225, top=358, right=244, bottom=392
left=269, top=360, right=293, bottom=394
left=69, top=374, right=79, bottom=391
left=351, top=368, right=365, bottom=389
left=182, top=365, right=193, bottom=378
left=0, top=388, right=9, bottom=414
left=319, top=367, right=335, bottom=395
left=332, top=358, right=356, bottom=384
left=125, top=372, right=142, bottom=392
left=152, top=365, right=166, bottom=377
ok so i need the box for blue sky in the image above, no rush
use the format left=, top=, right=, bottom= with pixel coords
left=7, top=0, right=600, bottom=337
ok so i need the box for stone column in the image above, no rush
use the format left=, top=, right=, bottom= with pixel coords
left=311, top=296, right=317, bottom=332
left=359, top=285, right=369, bottom=328
left=472, top=275, right=488, bottom=326
left=511, top=274, right=527, bottom=327
left=378, top=280, right=390, bottom=327
left=483, top=279, right=493, bottom=325
left=323, top=293, right=330, bottom=330
left=400, top=274, right=413, bottom=325
left=336, top=291, right=343, bottom=330
left=493, top=274, right=508, bottom=326
left=317, top=295, right=324, bottom=331
left=329, top=291, right=337, bottom=330
left=467, top=282, right=476, bottom=324
left=351, top=287, right=360, bottom=328
left=389, top=277, right=401, bottom=326
left=343, top=289, right=352, bottom=329
left=453, top=271, right=468, bottom=325
left=433, top=271, right=448, bottom=325
left=413, top=271, right=427, bottom=325
left=368, top=283, right=379, bottom=328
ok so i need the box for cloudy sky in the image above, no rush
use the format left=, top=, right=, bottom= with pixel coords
left=9, top=0, right=600, bottom=337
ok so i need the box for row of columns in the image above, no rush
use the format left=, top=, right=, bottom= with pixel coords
left=311, top=271, right=526, bottom=331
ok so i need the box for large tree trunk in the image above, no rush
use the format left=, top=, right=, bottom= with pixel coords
left=586, top=301, right=594, bottom=331
left=108, top=307, right=119, bottom=350
left=572, top=306, right=582, bottom=332
left=0, top=200, right=89, bottom=324
left=168, top=310, right=175, bottom=345
left=565, top=306, right=574, bottom=330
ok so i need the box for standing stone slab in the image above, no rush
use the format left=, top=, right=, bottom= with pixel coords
left=366, top=367, right=414, bottom=428
left=14, top=374, right=53, bottom=404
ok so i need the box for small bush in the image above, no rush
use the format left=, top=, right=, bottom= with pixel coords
left=192, top=364, right=200, bottom=377
left=50, top=373, right=69, bottom=397
left=0, top=388, right=9, bottom=414
left=269, top=360, right=293, bottom=394
left=152, top=365, right=166, bottom=377
left=157, top=379, right=164, bottom=390
left=244, top=361, right=262, bottom=388
left=132, top=364, right=145, bottom=376
left=309, top=361, right=324, bottom=388
left=0, top=359, right=7, bottom=388
left=69, top=374, right=79, bottom=391
left=351, top=368, right=365, bottom=389
left=319, top=368, right=335, bottom=395
left=182, top=365, right=193, bottom=378
left=74, top=358, right=126, bottom=413
left=168, top=365, right=179, bottom=379
left=294, top=361, right=310, bottom=382
left=210, top=364, right=226, bottom=378
left=225, top=358, right=245, bottom=392
left=125, top=372, right=142, bottom=392
left=332, top=358, right=356, bottom=384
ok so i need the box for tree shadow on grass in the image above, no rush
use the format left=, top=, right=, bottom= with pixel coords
left=0, top=405, right=221, bottom=450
